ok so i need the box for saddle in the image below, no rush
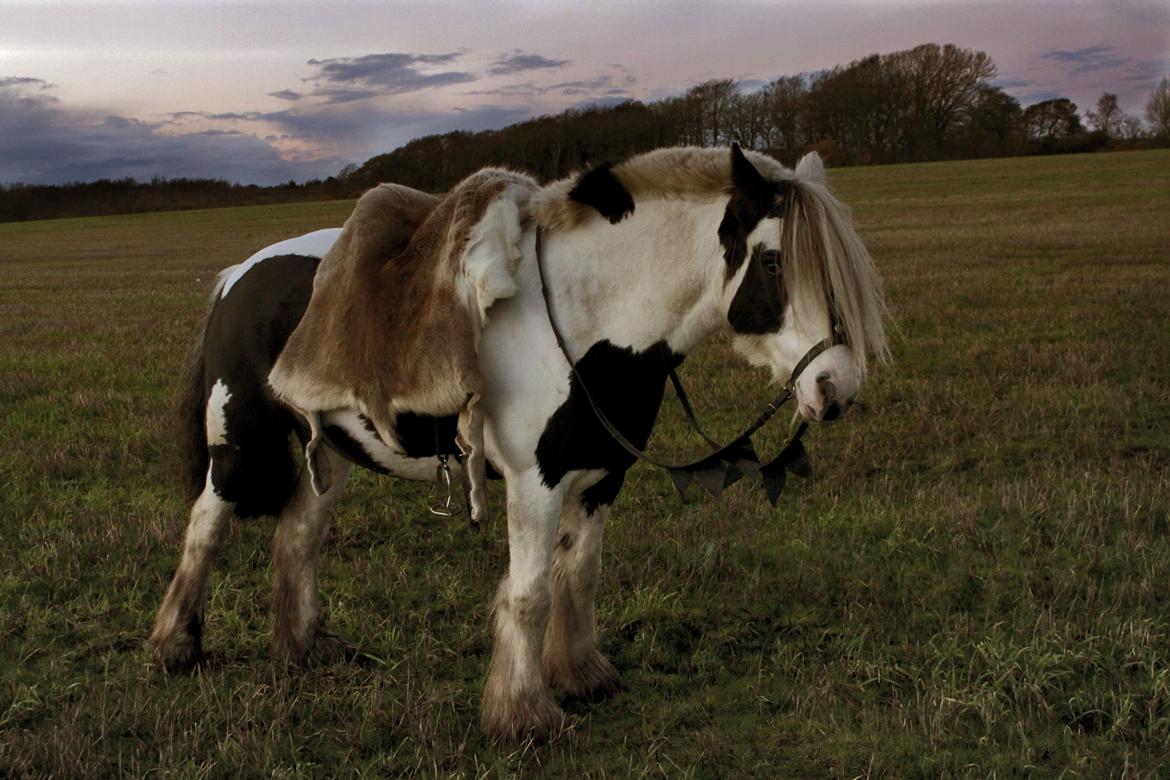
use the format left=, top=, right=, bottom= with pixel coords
left=269, top=171, right=539, bottom=524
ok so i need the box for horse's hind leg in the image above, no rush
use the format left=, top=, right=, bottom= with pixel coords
left=542, top=501, right=620, bottom=698
left=150, top=479, right=234, bottom=672
left=270, top=446, right=352, bottom=665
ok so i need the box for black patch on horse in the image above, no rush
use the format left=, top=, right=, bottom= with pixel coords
left=728, top=243, right=787, bottom=334
left=718, top=143, right=792, bottom=277
left=569, top=163, right=635, bottom=224
left=200, top=254, right=320, bottom=517
left=389, top=412, right=502, bottom=479
left=393, top=412, right=461, bottom=457
left=536, top=340, right=683, bottom=513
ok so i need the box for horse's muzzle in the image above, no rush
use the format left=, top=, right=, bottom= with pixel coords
left=810, top=372, right=853, bottom=422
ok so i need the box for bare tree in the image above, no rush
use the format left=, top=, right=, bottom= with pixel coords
left=759, top=75, right=807, bottom=161
left=726, top=89, right=768, bottom=150
left=1147, top=76, right=1170, bottom=140
left=1120, top=115, right=1146, bottom=140
left=892, top=43, right=996, bottom=156
left=1086, top=93, right=1124, bottom=137
left=685, top=79, right=740, bottom=146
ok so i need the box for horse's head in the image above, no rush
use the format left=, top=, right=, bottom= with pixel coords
left=718, top=144, right=887, bottom=422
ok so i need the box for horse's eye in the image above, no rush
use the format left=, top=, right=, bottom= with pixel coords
left=763, top=250, right=782, bottom=275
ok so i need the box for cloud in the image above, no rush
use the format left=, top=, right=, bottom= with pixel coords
left=1123, top=59, right=1170, bottom=86
left=992, top=78, right=1033, bottom=90
left=267, top=89, right=303, bottom=101
left=0, top=78, right=341, bottom=185
left=310, top=88, right=384, bottom=105
left=304, top=52, right=476, bottom=96
left=261, top=101, right=531, bottom=159
left=468, top=72, right=636, bottom=99
left=1039, top=46, right=1130, bottom=76
left=0, top=76, right=54, bottom=90
left=549, top=75, right=635, bottom=97
left=489, top=51, right=570, bottom=75
left=1016, top=90, right=1068, bottom=107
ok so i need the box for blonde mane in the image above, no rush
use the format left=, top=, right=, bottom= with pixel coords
left=533, top=145, right=888, bottom=373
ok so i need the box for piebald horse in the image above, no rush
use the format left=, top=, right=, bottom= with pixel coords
left=149, top=144, right=887, bottom=740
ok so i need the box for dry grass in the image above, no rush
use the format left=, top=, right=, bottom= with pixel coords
left=1, top=150, right=1169, bottom=777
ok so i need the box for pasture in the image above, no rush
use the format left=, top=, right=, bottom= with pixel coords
left=2, top=149, right=1169, bottom=776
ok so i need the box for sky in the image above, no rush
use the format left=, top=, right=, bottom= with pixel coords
left=1, top=0, right=1167, bottom=185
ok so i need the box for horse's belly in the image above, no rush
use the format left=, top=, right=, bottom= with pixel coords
left=320, top=409, right=441, bottom=482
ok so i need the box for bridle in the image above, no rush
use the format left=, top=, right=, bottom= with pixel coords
left=533, top=225, right=844, bottom=506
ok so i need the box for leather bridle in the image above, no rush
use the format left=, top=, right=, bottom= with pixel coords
left=534, top=225, right=843, bottom=506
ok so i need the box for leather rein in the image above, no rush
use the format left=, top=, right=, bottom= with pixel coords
left=533, top=225, right=841, bottom=505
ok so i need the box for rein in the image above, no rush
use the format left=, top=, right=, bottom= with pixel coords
left=534, top=225, right=838, bottom=505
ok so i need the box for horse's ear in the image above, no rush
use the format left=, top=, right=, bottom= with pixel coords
left=730, top=143, right=772, bottom=201
left=568, top=162, right=635, bottom=224
left=795, top=151, right=826, bottom=183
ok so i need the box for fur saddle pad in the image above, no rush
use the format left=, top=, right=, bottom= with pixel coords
left=268, top=170, right=539, bottom=523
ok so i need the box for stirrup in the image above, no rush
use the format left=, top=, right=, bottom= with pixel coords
left=429, top=455, right=462, bottom=518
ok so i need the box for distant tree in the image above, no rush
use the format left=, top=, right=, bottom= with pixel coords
left=1086, top=93, right=1123, bottom=137
left=726, top=89, right=766, bottom=149
left=1023, top=98, right=1082, bottom=143
left=685, top=79, right=740, bottom=146
left=1146, top=76, right=1170, bottom=141
left=958, top=85, right=1024, bottom=157
left=1120, top=115, right=1146, bottom=140
left=758, top=75, right=807, bottom=162
left=892, top=43, right=997, bottom=157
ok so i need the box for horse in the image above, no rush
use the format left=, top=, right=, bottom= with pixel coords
left=148, top=143, right=887, bottom=741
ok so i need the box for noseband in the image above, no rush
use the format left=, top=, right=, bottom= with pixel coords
left=534, top=225, right=842, bottom=506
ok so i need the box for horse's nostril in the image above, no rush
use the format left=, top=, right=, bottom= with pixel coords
left=817, top=375, right=837, bottom=403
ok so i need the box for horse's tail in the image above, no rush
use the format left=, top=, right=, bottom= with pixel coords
left=783, top=153, right=890, bottom=377
left=177, top=272, right=227, bottom=501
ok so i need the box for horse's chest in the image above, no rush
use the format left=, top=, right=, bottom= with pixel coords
left=534, top=339, right=681, bottom=494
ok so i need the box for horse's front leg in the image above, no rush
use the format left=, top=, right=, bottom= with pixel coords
left=482, top=468, right=566, bottom=741
left=270, top=447, right=353, bottom=665
left=542, top=499, right=620, bottom=698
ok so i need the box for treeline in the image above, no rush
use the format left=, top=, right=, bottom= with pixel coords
left=0, top=176, right=350, bottom=223
left=4, top=43, right=1167, bottom=223
left=347, top=43, right=1165, bottom=189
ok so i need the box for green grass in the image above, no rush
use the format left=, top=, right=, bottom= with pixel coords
left=2, top=150, right=1169, bottom=777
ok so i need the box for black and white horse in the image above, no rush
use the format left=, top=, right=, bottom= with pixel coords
left=150, top=145, right=887, bottom=740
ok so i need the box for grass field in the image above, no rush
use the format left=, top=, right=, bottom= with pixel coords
left=2, top=149, right=1169, bottom=777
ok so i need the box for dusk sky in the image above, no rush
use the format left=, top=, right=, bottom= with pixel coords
left=2, top=0, right=1167, bottom=185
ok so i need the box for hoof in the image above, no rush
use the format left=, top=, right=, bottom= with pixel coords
left=544, top=649, right=621, bottom=700
left=150, top=631, right=204, bottom=674
left=305, top=631, right=356, bottom=666
left=482, top=687, right=568, bottom=743
left=273, top=626, right=356, bottom=667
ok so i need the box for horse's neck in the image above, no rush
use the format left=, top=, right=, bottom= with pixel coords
left=542, top=198, right=728, bottom=360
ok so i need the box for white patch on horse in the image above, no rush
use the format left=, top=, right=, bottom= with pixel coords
left=460, top=187, right=528, bottom=332
left=206, top=379, right=232, bottom=446
left=220, top=228, right=341, bottom=298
